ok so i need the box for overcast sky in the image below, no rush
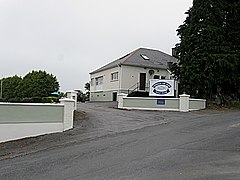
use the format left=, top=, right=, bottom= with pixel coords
left=0, top=0, right=192, bottom=92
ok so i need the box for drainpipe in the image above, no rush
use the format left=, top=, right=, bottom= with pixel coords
left=118, top=64, right=122, bottom=94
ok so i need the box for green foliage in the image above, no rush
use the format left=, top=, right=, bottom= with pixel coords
left=17, top=70, right=59, bottom=98
left=7, top=97, right=21, bottom=103
left=84, top=82, right=90, bottom=101
left=1, top=75, right=22, bottom=100
left=0, top=70, right=60, bottom=102
left=0, top=98, right=6, bottom=102
left=172, top=0, right=240, bottom=103
left=84, top=82, right=90, bottom=91
left=74, top=90, right=86, bottom=102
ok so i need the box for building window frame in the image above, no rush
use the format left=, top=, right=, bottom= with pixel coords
left=111, top=72, right=118, bottom=81
left=95, top=76, right=103, bottom=85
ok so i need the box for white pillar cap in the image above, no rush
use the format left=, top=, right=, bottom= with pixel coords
left=59, top=98, right=75, bottom=102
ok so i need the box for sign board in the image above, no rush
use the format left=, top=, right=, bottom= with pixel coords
left=149, top=79, right=175, bottom=97
left=157, top=99, right=165, bottom=105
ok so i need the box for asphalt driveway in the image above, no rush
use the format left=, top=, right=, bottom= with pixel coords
left=0, top=102, right=239, bottom=179
left=0, top=102, right=168, bottom=160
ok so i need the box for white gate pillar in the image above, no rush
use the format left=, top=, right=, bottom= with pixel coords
left=179, top=94, right=190, bottom=112
left=60, top=98, right=75, bottom=131
left=118, top=93, right=128, bottom=108
left=66, top=90, right=78, bottom=110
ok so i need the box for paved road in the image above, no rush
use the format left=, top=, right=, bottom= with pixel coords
left=0, top=103, right=240, bottom=180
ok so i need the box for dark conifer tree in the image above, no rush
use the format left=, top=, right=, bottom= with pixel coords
left=173, top=0, right=240, bottom=103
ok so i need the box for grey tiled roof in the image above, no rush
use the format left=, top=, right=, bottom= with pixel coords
left=90, top=48, right=177, bottom=74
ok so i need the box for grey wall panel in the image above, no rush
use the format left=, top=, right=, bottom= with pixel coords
left=0, top=104, right=64, bottom=124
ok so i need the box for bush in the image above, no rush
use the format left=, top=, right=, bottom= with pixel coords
left=42, top=97, right=59, bottom=103
left=31, top=97, right=43, bottom=103
left=0, top=98, right=7, bottom=102
left=42, top=97, right=52, bottom=103
left=1, top=96, right=60, bottom=103
left=8, top=98, right=22, bottom=103
left=21, top=98, right=34, bottom=103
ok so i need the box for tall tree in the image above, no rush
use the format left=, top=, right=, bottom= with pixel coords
left=84, top=82, right=90, bottom=92
left=17, top=70, right=60, bottom=98
left=173, top=0, right=240, bottom=103
left=84, top=82, right=90, bottom=101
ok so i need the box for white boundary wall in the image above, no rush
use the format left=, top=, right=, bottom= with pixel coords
left=0, top=98, right=75, bottom=143
left=0, top=123, right=63, bottom=143
left=118, top=94, right=206, bottom=112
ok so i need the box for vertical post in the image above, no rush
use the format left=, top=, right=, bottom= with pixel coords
left=175, top=80, right=179, bottom=97
left=66, top=90, right=78, bottom=110
left=179, top=94, right=190, bottom=112
left=60, top=98, right=75, bottom=131
left=0, top=77, right=3, bottom=99
left=118, top=93, right=127, bottom=108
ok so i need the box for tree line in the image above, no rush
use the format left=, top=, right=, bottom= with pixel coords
left=0, top=70, right=59, bottom=103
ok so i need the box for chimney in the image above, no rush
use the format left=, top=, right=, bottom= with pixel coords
left=172, top=47, right=177, bottom=57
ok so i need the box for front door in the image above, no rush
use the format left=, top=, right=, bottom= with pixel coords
left=139, top=73, right=146, bottom=90
left=112, top=92, right=117, bottom=101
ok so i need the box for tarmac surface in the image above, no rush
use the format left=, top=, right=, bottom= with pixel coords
left=0, top=102, right=239, bottom=180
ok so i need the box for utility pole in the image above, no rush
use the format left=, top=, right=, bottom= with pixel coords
left=0, top=75, right=3, bottom=99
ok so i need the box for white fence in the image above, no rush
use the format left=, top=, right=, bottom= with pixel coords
left=118, top=94, right=206, bottom=112
left=0, top=98, right=75, bottom=143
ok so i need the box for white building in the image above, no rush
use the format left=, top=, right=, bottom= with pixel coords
left=89, top=48, right=178, bottom=101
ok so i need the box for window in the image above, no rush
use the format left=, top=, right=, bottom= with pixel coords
left=140, top=54, right=150, bottom=60
left=161, top=76, right=166, bottom=79
left=111, top=72, right=118, bottom=81
left=154, top=75, right=160, bottom=79
left=91, top=78, right=94, bottom=86
left=95, top=76, right=103, bottom=85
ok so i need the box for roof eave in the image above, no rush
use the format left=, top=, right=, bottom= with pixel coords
left=90, top=64, right=119, bottom=75
left=121, top=64, right=168, bottom=70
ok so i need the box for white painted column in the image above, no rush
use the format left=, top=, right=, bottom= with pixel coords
left=118, top=93, right=128, bottom=108
left=179, top=94, right=190, bottom=112
left=72, top=92, right=78, bottom=110
left=66, top=90, right=78, bottom=110
left=60, top=98, right=75, bottom=131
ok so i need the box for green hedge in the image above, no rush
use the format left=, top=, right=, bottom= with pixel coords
left=0, top=97, right=59, bottom=103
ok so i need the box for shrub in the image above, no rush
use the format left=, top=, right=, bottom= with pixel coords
left=8, top=98, right=22, bottom=103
